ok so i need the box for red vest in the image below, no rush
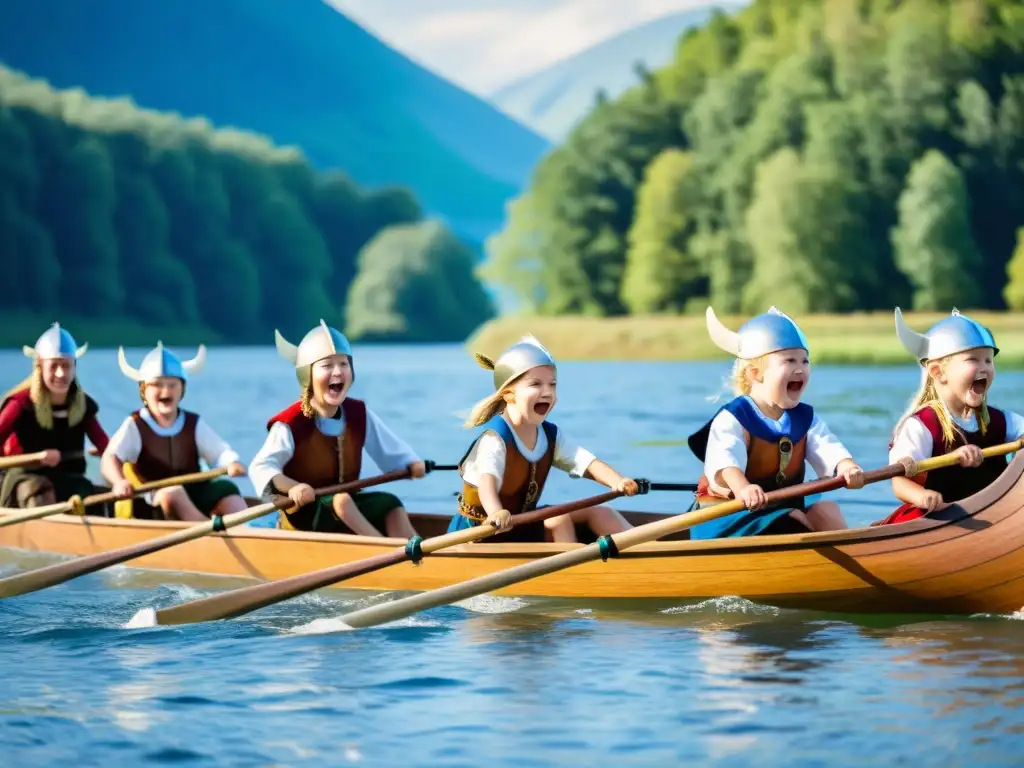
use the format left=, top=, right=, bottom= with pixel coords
left=266, top=399, right=367, bottom=490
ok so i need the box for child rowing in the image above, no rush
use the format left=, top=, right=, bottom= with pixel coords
left=687, top=307, right=864, bottom=538
left=450, top=335, right=637, bottom=542
left=102, top=343, right=247, bottom=521
left=0, top=324, right=109, bottom=511
left=249, top=321, right=425, bottom=537
left=875, top=308, right=1024, bottom=525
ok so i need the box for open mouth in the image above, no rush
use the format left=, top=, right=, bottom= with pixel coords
left=533, top=402, right=551, bottom=416
left=157, top=396, right=174, bottom=407
left=786, top=381, right=805, bottom=397
left=970, top=377, right=988, bottom=396
left=327, top=382, right=346, bottom=395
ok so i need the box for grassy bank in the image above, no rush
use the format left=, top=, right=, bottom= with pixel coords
left=0, top=313, right=225, bottom=349
left=468, top=312, right=1024, bottom=366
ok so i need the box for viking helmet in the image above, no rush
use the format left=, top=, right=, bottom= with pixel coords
left=894, top=307, right=999, bottom=363
left=118, top=342, right=207, bottom=383
left=475, top=335, right=556, bottom=391
left=275, top=320, right=353, bottom=389
left=706, top=306, right=809, bottom=359
left=23, top=323, right=88, bottom=361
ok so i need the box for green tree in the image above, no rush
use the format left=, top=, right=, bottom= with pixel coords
left=1003, top=227, right=1024, bottom=310
left=346, top=221, right=495, bottom=342
left=621, top=149, right=704, bottom=313
left=891, top=150, right=982, bottom=310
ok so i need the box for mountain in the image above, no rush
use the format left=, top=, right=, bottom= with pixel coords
left=489, top=5, right=742, bottom=141
left=0, top=0, right=550, bottom=242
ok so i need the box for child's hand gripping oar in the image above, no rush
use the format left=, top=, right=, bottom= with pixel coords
left=0, top=467, right=229, bottom=528
left=333, top=441, right=1024, bottom=630
left=0, top=462, right=453, bottom=600
left=0, top=450, right=85, bottom=471
left=148, top=485, right=645, bottom=626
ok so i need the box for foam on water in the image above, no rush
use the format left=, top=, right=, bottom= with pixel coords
left=661, top=596, right=780, bottom=616
left=452, top=594, right=529, bottom=614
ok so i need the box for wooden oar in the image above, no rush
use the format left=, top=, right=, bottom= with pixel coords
left=0, top=467, right=229, bottom=528
left=0, top=450, right=84, bottom=471
left=334, top=441, right=1024, bottom=630
left=0, top=467, right=424, bottom=600
left=152, top=488, right=629, bottom=625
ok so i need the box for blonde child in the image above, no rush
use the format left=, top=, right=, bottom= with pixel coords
left=0, top=324, right=109, bottom=509
left=248, top=321, right=425, bottom=537
left=875, top=308, right=1023, bottom=525
left=687, top=307, right=864, bottom=539
left=449, top=335, right=637, bottom=543
left=102, top=343, right=248, bottom=521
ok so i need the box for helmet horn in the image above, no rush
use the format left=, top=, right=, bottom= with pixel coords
left=705, top=307, right=741, bottom=356
left=894, top=307, right=929, bottom=362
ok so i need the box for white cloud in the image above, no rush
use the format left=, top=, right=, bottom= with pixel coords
left=325, top=0, right=723, bottom=93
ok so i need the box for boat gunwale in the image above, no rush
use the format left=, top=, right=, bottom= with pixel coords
left=3, top=452, right=1020, bottom=559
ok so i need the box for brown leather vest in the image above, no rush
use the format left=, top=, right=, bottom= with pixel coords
left=273, top=399, right=367, bottom=489
left=131, top=410, right=200, bottom=482
left=459, top=418, right=557, bottom=521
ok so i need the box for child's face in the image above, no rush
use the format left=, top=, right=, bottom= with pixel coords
left=750, top=348, right=810, bottom=410
left=144, top=377, right=183, bottom=419
left=930, top=347, right=995, bottom=411
left=312, top=354, right=352, bottom=408
left=505, top=365, right=557, bottom=425
left=41, top=358, right=74, bottom=396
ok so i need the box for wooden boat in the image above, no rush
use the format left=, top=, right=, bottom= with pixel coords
left=2, top=454, right=1024, bottom=616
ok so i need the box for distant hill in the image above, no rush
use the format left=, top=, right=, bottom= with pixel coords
left=0, top=0, right=549, bottom=243
left=489, top=5, right=741, bottom=141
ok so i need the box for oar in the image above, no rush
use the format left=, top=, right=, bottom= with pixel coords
left=151, top=487, right=634, bottom=625
left=0, top=466, right=433, bottom=600
left=0, top=467, right=229, bottom=527
left=334, top=442, right=1024, bottom=630
left=0, top=450, right=84, bottom=471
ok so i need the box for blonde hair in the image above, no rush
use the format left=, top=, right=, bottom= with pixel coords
left=893, top=356, right=989, bottom=448
left=464, top=386, right=514, bottom=428
left=3, top=362, right=88, bottom=429
left=730, top=355, right=769, bottom=396
left=301, top=384, right=315, bottom=418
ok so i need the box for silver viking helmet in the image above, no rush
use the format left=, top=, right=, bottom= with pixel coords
left=894, top=307, right=999, bottom=363
left=275, top=320, right=353, bottom=389
left=706, top=306, right=810, bottom=359
left=23, top=322, right=88, bottom=361
left=475, top=335, right=556, bottom=391
left=118, top=341, right=207, bottom=383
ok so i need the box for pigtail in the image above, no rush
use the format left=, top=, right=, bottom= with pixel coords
left=464, top=390, right=507, bottom=428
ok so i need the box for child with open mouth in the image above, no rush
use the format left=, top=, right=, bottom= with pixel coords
left=0, top=324, right=110, bottom=510
left=450, top=335, right=637, bottom=543
left=102, top=343, right=248, bottom=521
left=874, top=309, right=1024, bottom=525
left=687, top=306, right=864, bottom=539
left=249, top=321, right=425, bottom=537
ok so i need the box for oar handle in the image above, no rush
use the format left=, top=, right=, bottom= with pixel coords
left=81, top=466, right=230, bottom=507
left=645, top=481, right=698, bottom=492
left=0, top=451, right=50, bottom=471
left=424, top=461, right=459, bottom=472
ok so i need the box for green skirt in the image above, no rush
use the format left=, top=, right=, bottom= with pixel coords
left=0, top=469, right=108, bottom=515
left=280, top=491, right=402, bottom=534
left=185, top=478, right=242, bottom=515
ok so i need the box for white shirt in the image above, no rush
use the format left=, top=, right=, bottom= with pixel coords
left=106, top=408, right=240, bottom=469
left=460, top=414, right=596, bottom=487
left=703, top=405, right=852, bottom=496
left=889, top=404, right=1024, bottom=463
left=248, top=406, right=421, bottom=496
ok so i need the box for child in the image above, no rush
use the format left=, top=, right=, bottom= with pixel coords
left=0, top=323, right=109, bottom=510
left=449, top=335, right=637, bottom=543
left=687, top=307, right=864, bottom=539
left=248, top=321, right=425, bottom=537
left=875, top=308, right=1024, bottom=526
left=102, top=342, right=248, bottom=521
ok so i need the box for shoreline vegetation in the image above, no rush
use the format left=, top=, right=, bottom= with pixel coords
left=467, top=312, right=1024, bottom=366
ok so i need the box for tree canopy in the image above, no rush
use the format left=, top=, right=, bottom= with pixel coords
left=485, top=0, right=1024, bottom=316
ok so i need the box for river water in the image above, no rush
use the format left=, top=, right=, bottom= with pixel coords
left=1, top=344, right=1023, bottom=766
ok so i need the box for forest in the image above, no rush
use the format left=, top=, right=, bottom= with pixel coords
left=0, top=64, right=494, bottom=344
left=484, top=0, right=1024, bottom=317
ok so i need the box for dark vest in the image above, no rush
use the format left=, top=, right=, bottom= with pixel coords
left=458, top=416, right=557, bottom=521
left=1, top=388, right=96, bottom=475
left=906, top=405, right=1008, bottom=502
left=131, top=410, right=201, bottom=482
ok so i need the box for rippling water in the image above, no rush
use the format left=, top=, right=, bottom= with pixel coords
left=2, top=344, right=1024, bottom=765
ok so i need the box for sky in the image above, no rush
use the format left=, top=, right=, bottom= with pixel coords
left=326, top=0, right=726, bottom=95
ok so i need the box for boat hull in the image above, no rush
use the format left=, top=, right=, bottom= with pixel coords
left=3, top=456, right=1024, bottom=615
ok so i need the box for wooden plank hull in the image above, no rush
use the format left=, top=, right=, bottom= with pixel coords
left=3, top=455, right=1024, bottom=616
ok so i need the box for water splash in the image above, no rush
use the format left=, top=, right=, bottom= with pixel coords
left=661, top=596, right=780, bottom=616
left=453, top=594, right=528, bottom=614
left=124, top=607, right=158, bottom=629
